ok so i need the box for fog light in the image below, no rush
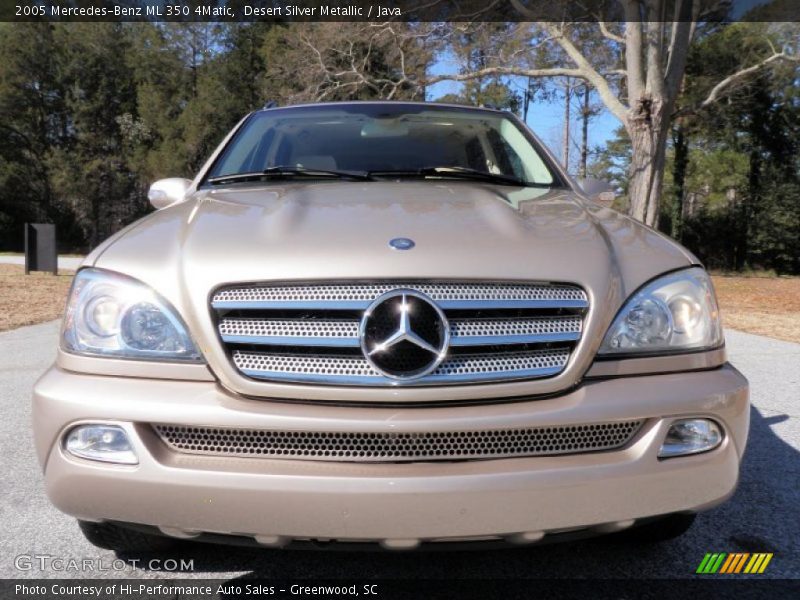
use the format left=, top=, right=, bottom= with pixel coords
left=659, top=418, right=722, bottom=458
left=65, top=425, right=138, bottom=464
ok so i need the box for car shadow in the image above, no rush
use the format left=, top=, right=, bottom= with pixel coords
left=119, top=406, right=799, bottom=579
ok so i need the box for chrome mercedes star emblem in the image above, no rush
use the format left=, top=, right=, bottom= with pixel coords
left=359, top=289, right=450, bottom=381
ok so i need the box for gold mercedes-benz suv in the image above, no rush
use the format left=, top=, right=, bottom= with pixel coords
left=32, top=102, right=749, bottom=552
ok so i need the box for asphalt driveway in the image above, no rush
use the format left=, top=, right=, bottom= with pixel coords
left=1, top=321, right=797, bottom=580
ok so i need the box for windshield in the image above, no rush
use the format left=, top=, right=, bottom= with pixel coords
left=205, top=104, right=559, bottom=187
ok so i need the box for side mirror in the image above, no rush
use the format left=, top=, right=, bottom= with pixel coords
left=577, top=177, right=613, bottom=198
left=148, top=178, right=192, bottom=209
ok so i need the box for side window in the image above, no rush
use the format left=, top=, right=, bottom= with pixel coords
left=485, top=129, right=523, bottom=179
left=498, top=119, right=554, bottom=184
left=500, top=140, right=526, bottom=179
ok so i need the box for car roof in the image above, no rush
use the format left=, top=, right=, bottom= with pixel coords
left=257, top=100, right=509, bottom=115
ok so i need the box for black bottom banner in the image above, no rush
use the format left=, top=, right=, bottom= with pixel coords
left=3, top=578, right=799, bottom=600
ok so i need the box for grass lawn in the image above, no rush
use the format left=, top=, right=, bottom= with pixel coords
left=0, top=265, right=75, bottom=332
left=712, top=275, right=800, bottom=344
left=0, top=265, right=798, bottom=343
left=0, top=251, right=85, bottom=257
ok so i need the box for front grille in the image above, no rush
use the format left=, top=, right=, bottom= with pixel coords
left=212, top=282, right=588, bottom=387
left=153, top=420, right=643, bottom=463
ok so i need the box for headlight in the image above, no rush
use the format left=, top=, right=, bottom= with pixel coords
left=598, top=267, right=723, bottom=355
left=62, top=268, right=202, bottom=361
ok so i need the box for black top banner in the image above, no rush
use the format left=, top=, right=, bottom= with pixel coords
left=1, top=0, right=797, bottom=23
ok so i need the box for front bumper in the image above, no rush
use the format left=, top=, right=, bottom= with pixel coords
left=32, top=364, right=749, bottom=546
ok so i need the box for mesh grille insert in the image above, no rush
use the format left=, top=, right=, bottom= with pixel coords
left=231, top=348, right=571, bottom=384
left=450, top=316, right=582, bottom=337
left=213, top=283, right=587, bottom=304
left=153, top=420, right=644, bottom=463
left=220, top=318, right=360, bottom=339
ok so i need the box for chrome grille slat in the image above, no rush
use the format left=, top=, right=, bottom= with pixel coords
left=153, top=420, right=643, bottom=463
left=213, top=282, right=587, bottom=387
left=232, top=348, right=570, bottom=385
left=437, top=299, right=587, bottom=310
left=219, top=316, right=582, bottom=348
left=213, top=299, right=587, bottom=311
left=212, top=283, right=587, bottom=305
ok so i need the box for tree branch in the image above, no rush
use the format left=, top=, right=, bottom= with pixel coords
left=697, top=50, right=798, bottom=109
left=424, top=65, right=586, bottom=87
left=598, top=21, right=625, bottom=44
left=538, top=21, right=629, bottom=122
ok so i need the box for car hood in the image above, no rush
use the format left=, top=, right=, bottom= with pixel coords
left=90, top=181, right=693, bottom=288
left=86, top=181, right=697, bottom=400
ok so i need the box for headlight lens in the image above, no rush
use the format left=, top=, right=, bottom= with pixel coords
left=598, top=267, right=722, bottom=355
left=62, top=268, right=202, bottom=361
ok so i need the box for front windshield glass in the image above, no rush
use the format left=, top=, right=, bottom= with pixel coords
left=206, top=104, right=558, bottom=186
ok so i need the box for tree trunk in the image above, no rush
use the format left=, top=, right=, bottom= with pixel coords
left=562, top=78, right=570, bottom=171
left=523, top=76, right=531, bottom=122
left=579, top=85, right=590, bottom=179
left=737, top=148, right=761, bottom=270
left=626, top=97, right=670, bottom=227
left=671, top=123, right=688, bottom=241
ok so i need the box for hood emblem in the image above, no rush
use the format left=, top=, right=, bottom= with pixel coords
left=389, top=237, right=415, bottom=250
left=359, top=289, right=449, bottom=381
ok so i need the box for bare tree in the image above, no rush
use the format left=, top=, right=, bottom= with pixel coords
left=501, top=2, right=799, bottom=226
left=291, top=4, right=798, bottom=227
left=579, top=84, right=591, bottom=178
left=262, top=22, right=437, bottom=104
left=562, top=77, right=571, bottom=170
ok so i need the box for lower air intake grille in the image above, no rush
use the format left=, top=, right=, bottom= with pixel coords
left=153, top=420, right=643, bottom=463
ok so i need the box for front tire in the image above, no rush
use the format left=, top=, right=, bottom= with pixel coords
left=78, top=520, right=179, bottom=553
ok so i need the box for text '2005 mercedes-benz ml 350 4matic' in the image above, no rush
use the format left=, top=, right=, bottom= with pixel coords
left=33, top=102, right=749, bottom=552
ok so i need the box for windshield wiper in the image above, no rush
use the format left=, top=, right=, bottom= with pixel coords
left=207, top=166, right=372, bottom=185
left=368, top=166, right=528, bottom=186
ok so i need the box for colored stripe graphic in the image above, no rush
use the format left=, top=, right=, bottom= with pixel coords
left=744, top=553, right=774, bottom=574
left=720, top=553, right=749, bottom=573
left=744, top=554, right=760, bottom=573
left=758, top=554, right=773, bottom=573
left=697, top=553, right=728, bottom=574
left=731, top=552, right=750, bottom=573
left=719, top=554, right=736, bottom=574
left=700, top=552, right=774, bottom=574
left=696, top=553, right=714, bottom=574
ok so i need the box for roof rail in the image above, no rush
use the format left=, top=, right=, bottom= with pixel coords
left=262, top=100, right=278, bottom=110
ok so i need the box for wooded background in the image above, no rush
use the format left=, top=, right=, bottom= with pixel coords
left=1, top=16, right=798, bottom=273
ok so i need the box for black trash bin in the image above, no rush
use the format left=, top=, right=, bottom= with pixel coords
left=24, top=223, right=57, bottom=275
